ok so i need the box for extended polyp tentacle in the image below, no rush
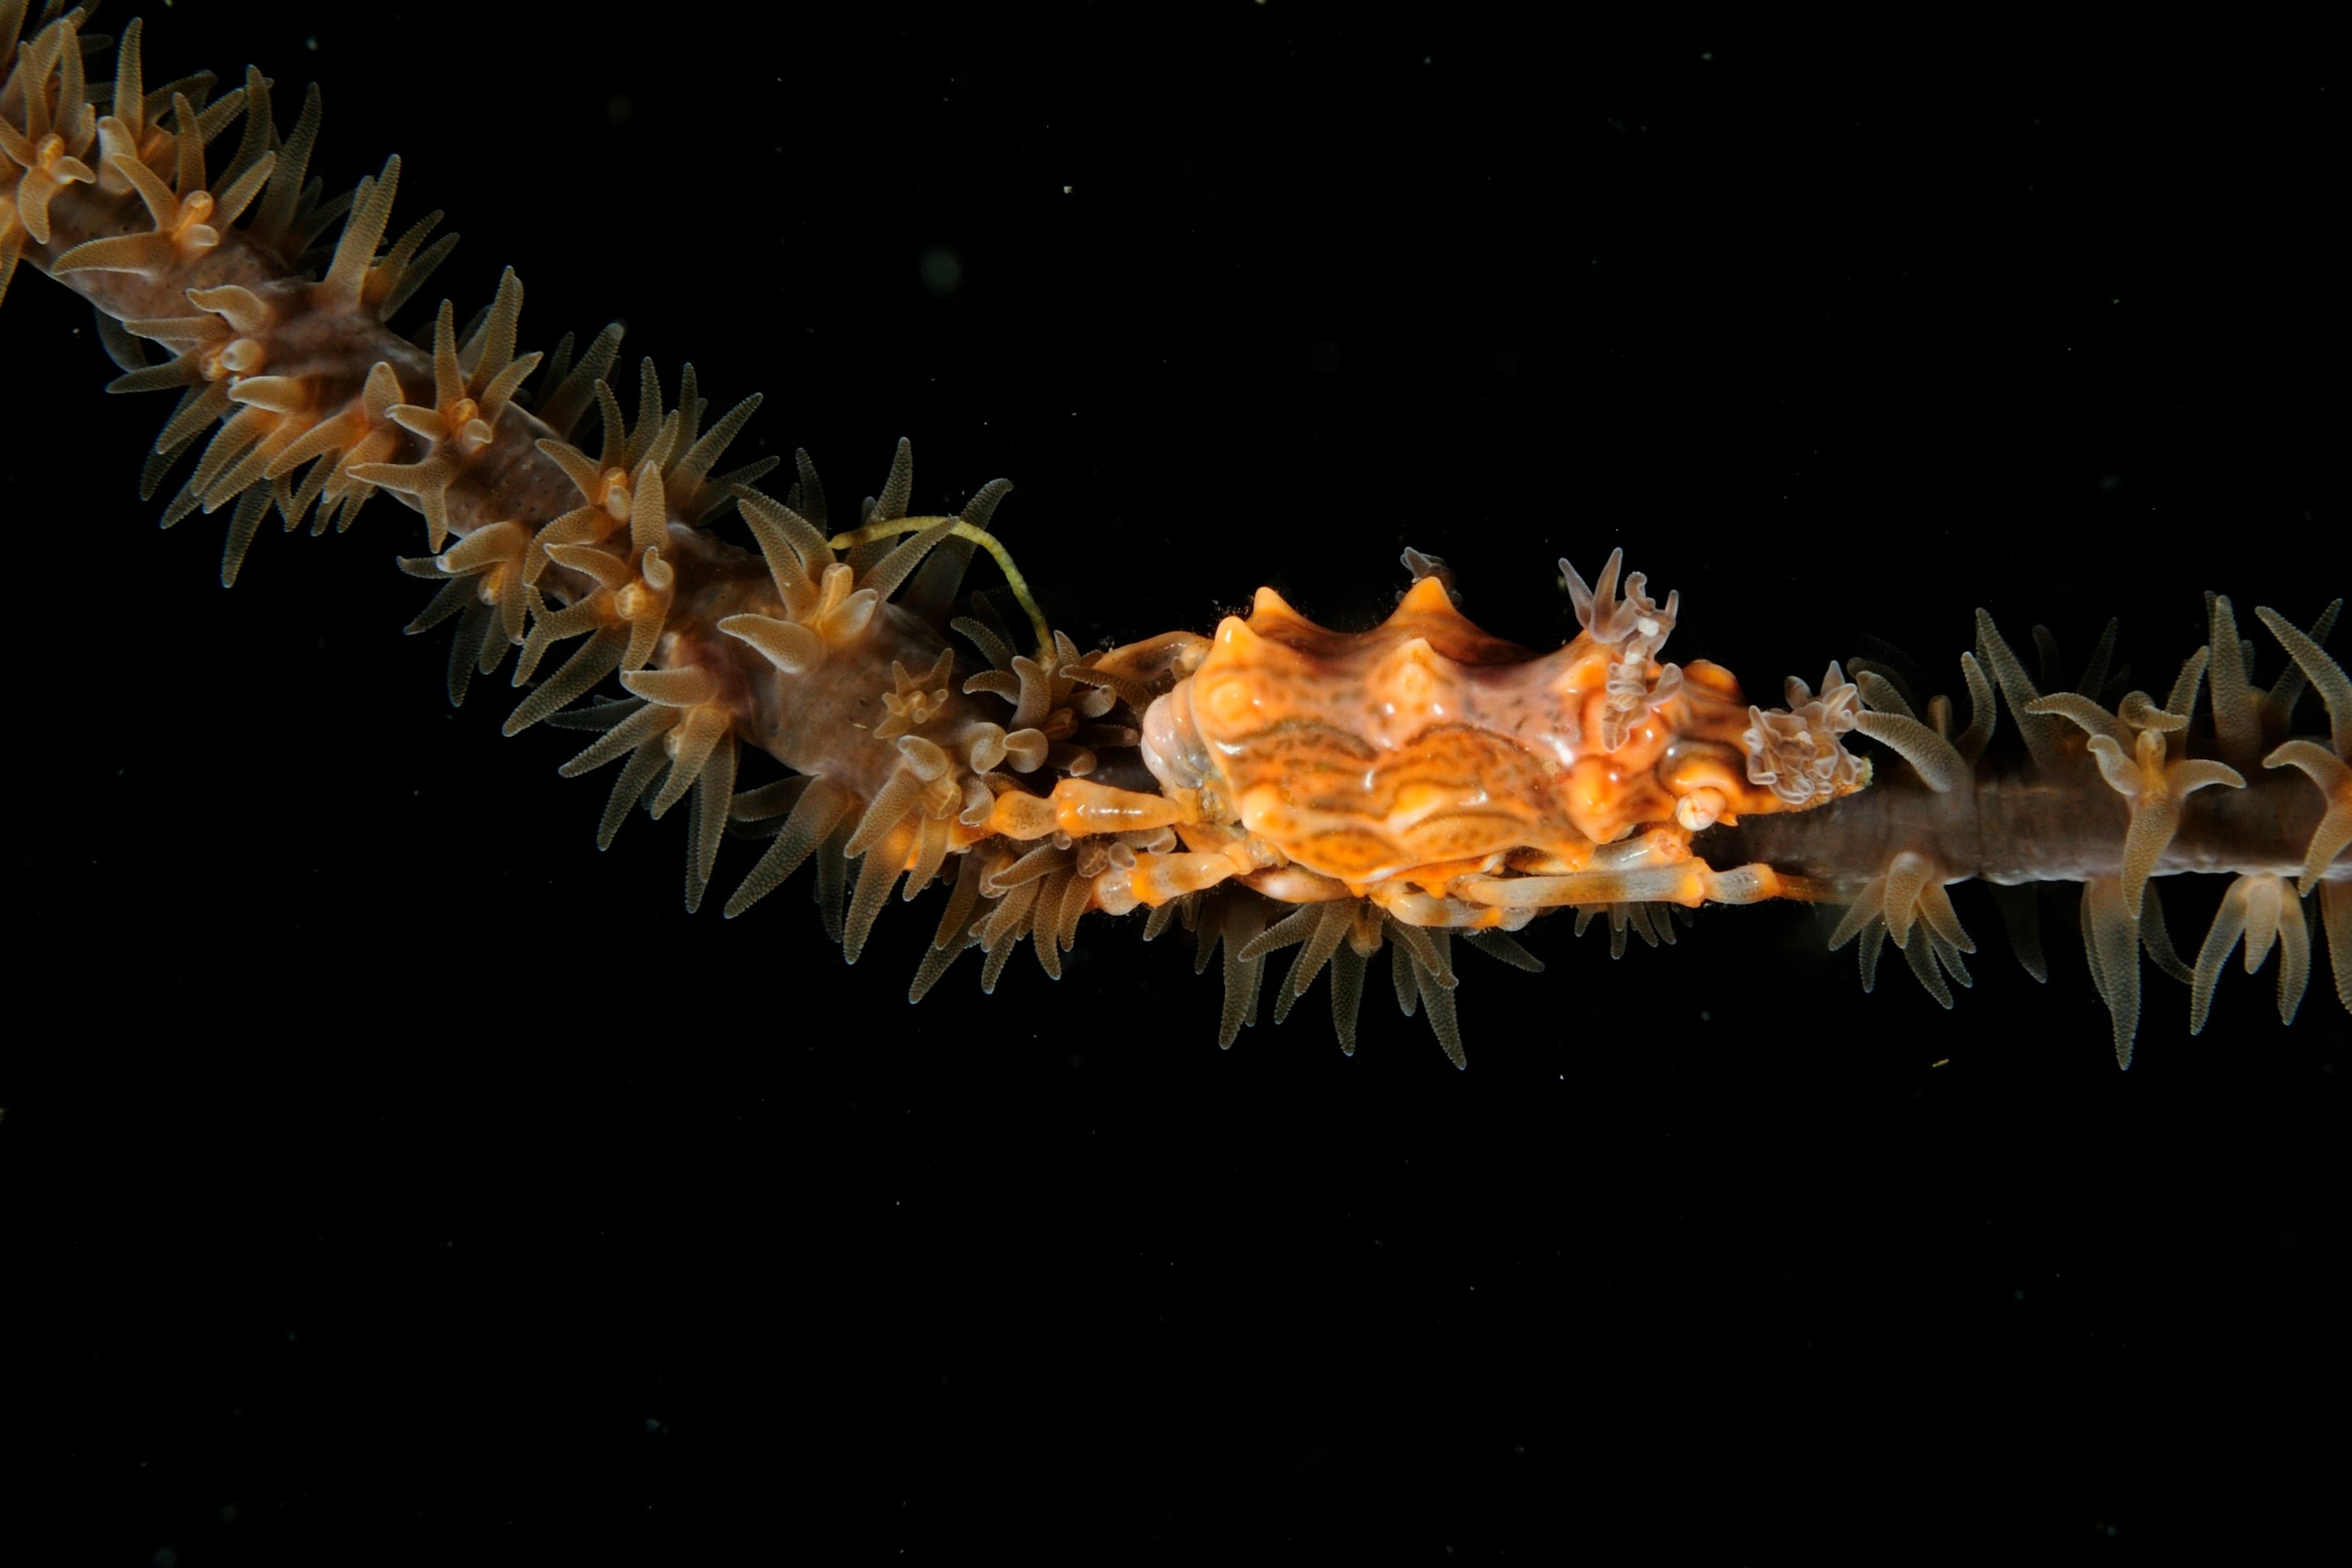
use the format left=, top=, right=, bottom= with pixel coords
left=2247, top=605, right=2351, bottom=917
left=1862, top=642, right=1996, bottom=769
left=2258, top=599, right=2342, bottom=742
left=906, top=851, right=995, bottom=1003
left=1972, top=611, right=2077, bottom=777
left=1822, top=852, right=1976, bottom=1007
left=1573, top=901, right=1681, bottom=961
left=1986, top=883, right=2050, bottom=983
left=2029, top=688, right=2244, bottom=911
left=2262, top=741, right=2352, bottom=897
left=346, top=279, right=542, bottom=549
left=2204, top=595, right=2268, bottom=772
left=0, top=15, right=98, bottom=296
left=1186, top=893, right=1266, bottom=1048
left=2190, top=874, right=2313, bottom=1033
left=2080, top=876, right=2144, bottom=1068
left=269, top=361, right=404, bottom=538
left=1851, top=696, right=1967, bottom=792
left=1244, top=902, right=1356, bottom=1028
left=1394, top=930, right=1465, bottom=1069
left=396, top=524, right=536, bottom=705
left=2322, top=882, right=2352, bottom=1016
left=724, top=777, right=854, bottom=919
left=2135, top=881, right=2194, bottom=987
left=2254, top=604, right=2351, bottom=756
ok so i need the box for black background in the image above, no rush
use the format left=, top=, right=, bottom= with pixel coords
left=3, top=1, right=2341, bottom=1560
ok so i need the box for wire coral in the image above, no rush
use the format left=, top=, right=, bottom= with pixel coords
left=5, top=3, right=2343, bottom=1072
